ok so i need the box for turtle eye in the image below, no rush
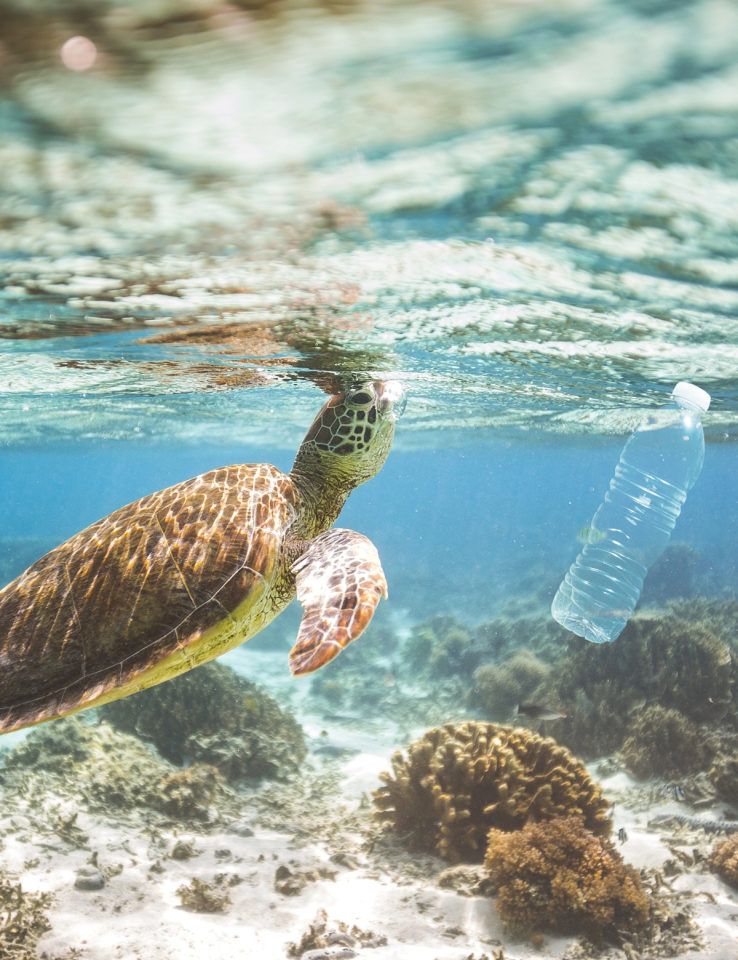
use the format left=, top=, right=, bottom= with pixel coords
left=349, top=391, right=373, bottom=406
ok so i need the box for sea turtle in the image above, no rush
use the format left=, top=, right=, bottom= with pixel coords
left=0, top=380, right=405, bottom=734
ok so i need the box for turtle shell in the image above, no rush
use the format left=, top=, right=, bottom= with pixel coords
left=0, top=463, right=297, bottom=733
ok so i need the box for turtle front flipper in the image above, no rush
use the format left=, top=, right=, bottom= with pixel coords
left=288, top=528, right=387, bottom=676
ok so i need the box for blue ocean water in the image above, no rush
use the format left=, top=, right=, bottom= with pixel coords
left=2, top=435, right=735, bottom=618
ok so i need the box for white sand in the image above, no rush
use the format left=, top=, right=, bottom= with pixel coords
left=0, top=753, right=730, bottom=960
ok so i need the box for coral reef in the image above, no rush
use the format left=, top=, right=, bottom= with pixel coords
left=471, top=650, right=550, bottom=720
left=403, top=615, right=566, bottom=684
left=707, top=834, right=738, bottom=887
left=175, top=878, right=231, bottom=913
left=2, top=718, right=230, bottom=821
left=101, top=662, right=306, bottom=781
left=709, top=749, right=738, bottom=804
left=618, top=706, right=708, bottom=781
left=0, top=874, right=53, bottom=960
left=484, top=817, right=650, bottom=939
left=155, top=766, right=221, bottom=821
left=403, top=616, right=479, bottom=679
left=534, top=606, right=736, bottom=762
left=474, top=615, right=570, bottom=665
left=3, top=716, right=95, bottom=771
left=372, top=721, right=611, bottom=863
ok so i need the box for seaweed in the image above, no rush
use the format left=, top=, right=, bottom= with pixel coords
left=373, top=721, right=611, bottom=863
left=484, top=817, right=650, bottom=939
left=618, top=705, right=708, bottom=780
left=101, top=662, right=306, bottom=781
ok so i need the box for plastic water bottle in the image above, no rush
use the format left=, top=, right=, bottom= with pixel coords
left=551, top=382, right=710, bottom=644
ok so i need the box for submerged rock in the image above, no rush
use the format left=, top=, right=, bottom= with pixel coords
left=226, top=820, right=254, bottom=837
left=101, top=662, right=306, bottom=782
left=170, top=840, right=197, bottom=861
left=301, top=949, right=358, bottom=960
left=74, top=867, right=105, bottom=891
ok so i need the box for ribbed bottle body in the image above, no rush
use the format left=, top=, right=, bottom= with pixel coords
left=552, top=397, right=705, bottom=644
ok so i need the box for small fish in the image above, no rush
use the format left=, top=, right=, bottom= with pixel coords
left=515, top=703, right=567, bottom=721
left=382, top=673, right=396, bottom=688
left=618, top=827, right=628, bottom=845
left=627, top=697, right=648, bottom=715
left=663, top=784, right=685, bottom=802
left=313, top=744, right=358, bottom=758
left=576, top=525, right=607, bottom=544
left=244, top=698, right=258, bottom=711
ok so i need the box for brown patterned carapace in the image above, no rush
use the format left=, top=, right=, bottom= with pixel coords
left=0, top=381, right=404, bottom=733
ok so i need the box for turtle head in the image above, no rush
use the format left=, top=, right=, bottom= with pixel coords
left=291, top=381, right=405, bottom=502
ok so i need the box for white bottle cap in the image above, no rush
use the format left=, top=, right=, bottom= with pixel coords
left=672, top=381, right=711, bottom=411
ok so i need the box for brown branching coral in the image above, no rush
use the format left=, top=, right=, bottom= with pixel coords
left=618, top=705, right=708, bottom=780
left=372, top=722, right=611, bottom=863
left=485, top=817, right=650, bottom=939
left=707, top=834, right=738, bottom=887
left=471, top=650, right=550, bottom=720
left=101, top=662, right=306, bottom=781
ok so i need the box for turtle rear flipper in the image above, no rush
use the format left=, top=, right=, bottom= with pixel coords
left=288, top=529, right=387, bottom=676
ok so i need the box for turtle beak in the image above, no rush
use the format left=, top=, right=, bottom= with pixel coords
left=375, top=380, right=406, bottom=422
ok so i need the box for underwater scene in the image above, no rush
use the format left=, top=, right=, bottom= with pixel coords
left=2, top=0, right=738, bottom=958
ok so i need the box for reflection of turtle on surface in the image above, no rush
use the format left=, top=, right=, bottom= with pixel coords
left=0, top=381, right=405, bottom=734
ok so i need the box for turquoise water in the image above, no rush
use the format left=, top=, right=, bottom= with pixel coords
left=2, top=0, right=738, bottom=956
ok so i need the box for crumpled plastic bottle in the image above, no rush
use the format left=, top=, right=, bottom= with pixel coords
left=552, top=382, right=710, bottom=644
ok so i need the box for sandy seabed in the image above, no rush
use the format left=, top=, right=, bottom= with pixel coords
left=1, top=721, right=737, bottom=960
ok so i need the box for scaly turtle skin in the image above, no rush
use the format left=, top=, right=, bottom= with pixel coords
left=0, top=380, right=405, bottom=734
